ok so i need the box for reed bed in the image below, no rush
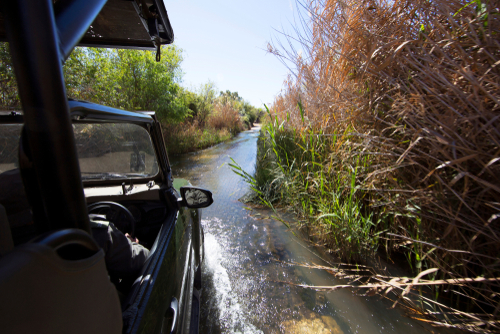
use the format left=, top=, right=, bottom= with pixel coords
left=242, top=0, right=500, bottom=331
left=162, top=100, right=243, bottom=155
left=207, top=101, right=244, bottom=135
left=162, top=120, right=232, bottom=155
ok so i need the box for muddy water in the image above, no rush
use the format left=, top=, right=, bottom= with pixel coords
left=170, top=126, right=439, bottom=334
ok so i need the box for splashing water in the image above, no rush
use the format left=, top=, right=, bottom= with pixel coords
left=172, top=127, right=447, bottom=334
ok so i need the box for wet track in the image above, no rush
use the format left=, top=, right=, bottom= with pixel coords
left=170, top=126, right=441, bottom=334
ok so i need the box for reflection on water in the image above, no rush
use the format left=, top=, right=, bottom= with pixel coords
left=170, top=126, right=440, bottom=334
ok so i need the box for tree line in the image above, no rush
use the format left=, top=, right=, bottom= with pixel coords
left=0, top=43, right=263, bottom=143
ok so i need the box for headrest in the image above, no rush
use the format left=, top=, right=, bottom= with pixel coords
left=0, top=231, right=122, bottom=334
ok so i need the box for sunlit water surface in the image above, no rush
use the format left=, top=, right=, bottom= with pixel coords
left=170, top=126, right=442, bottom=334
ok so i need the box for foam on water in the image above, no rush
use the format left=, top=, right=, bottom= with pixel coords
left=203, top=231, right=262, bottom=334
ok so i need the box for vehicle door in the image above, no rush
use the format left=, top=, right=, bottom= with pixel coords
left=121, top=201, right=196, bottom=334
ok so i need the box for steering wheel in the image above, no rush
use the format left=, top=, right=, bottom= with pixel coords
left=87, top=201, right=136, bottom=237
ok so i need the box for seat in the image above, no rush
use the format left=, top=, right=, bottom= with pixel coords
left=0, top=228, right=122, bottom=334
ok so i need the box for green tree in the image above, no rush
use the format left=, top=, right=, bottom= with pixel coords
left=114, top=46, right=187, bottom=122
left=219, top=90, right=242, bottom=104
left=63, top=45, right=189, bottom=123
left=0, top=43, right=20, bottom=109
left=196, top=81, right=217, bottom=125
left=64, top=48, right=117, bottom=105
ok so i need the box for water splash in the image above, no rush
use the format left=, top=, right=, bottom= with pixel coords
left=202, top=231, right=262, bottom=334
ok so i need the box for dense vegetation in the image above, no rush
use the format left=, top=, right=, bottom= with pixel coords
left=163, top=83, right=263, bottom=154
left=0, top=43, right=263, bottom=154
left=232, top=0, right=500, bottom=331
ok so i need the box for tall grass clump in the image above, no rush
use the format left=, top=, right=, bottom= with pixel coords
left=246, top=112, right=380, bottom=262
left=162, top=120, right=231, bottom=155
left=239, top=0, right=500, bottom=331
left=208, top=101, right=244, bottom=136
left=163, top=99, right=244, bottom=155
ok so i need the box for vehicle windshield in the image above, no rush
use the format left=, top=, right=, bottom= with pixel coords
left=0, top=124, right=22, bottom=174
left=74, top=123, right=159, bottom=181
left=0, top=122, right=158, bottom=181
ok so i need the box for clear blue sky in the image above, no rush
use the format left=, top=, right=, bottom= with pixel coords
left=166, top=0, right=301, bottom=108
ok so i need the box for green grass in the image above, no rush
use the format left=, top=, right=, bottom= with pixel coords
left=230, top=107, right=380, bottom=262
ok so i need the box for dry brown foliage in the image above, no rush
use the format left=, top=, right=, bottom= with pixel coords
left=208, top=101, right=244, bottom=134
left=161, top=119, right=231, bottom=155
left=269, top=0, right=500, bottom=331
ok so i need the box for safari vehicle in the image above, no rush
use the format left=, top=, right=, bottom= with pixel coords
left=0, top=1, right=211, bottom=334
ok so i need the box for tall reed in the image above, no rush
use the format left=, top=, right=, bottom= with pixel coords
left=207, top=101, right=244, bottom=135
left=162, top=120, right=231, bottom=155
left=243, top=0, right=500, bottom=331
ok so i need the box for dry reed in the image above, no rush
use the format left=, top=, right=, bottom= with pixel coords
left=162, top=119, right=231, bottom=155
left=267, top=0, right=500, bottom=331
left=208, top=101, right=244, bottom=135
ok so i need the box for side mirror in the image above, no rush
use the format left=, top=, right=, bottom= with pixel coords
left=179, top=187, right=214, bottom=209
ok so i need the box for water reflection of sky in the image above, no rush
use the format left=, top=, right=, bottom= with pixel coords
left=170, top=126, right=444, bottom=334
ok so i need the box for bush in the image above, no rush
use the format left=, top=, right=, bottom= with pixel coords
left=207, top=101, right=244, bottom=135
left=162, top=120, right=232, bottom=155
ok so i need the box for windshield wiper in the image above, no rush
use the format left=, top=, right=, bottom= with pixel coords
left=81, top=172, right=149, bottom=180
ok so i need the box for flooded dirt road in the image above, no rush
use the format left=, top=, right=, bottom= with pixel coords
left=170, top=126, right=440, bottom=334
